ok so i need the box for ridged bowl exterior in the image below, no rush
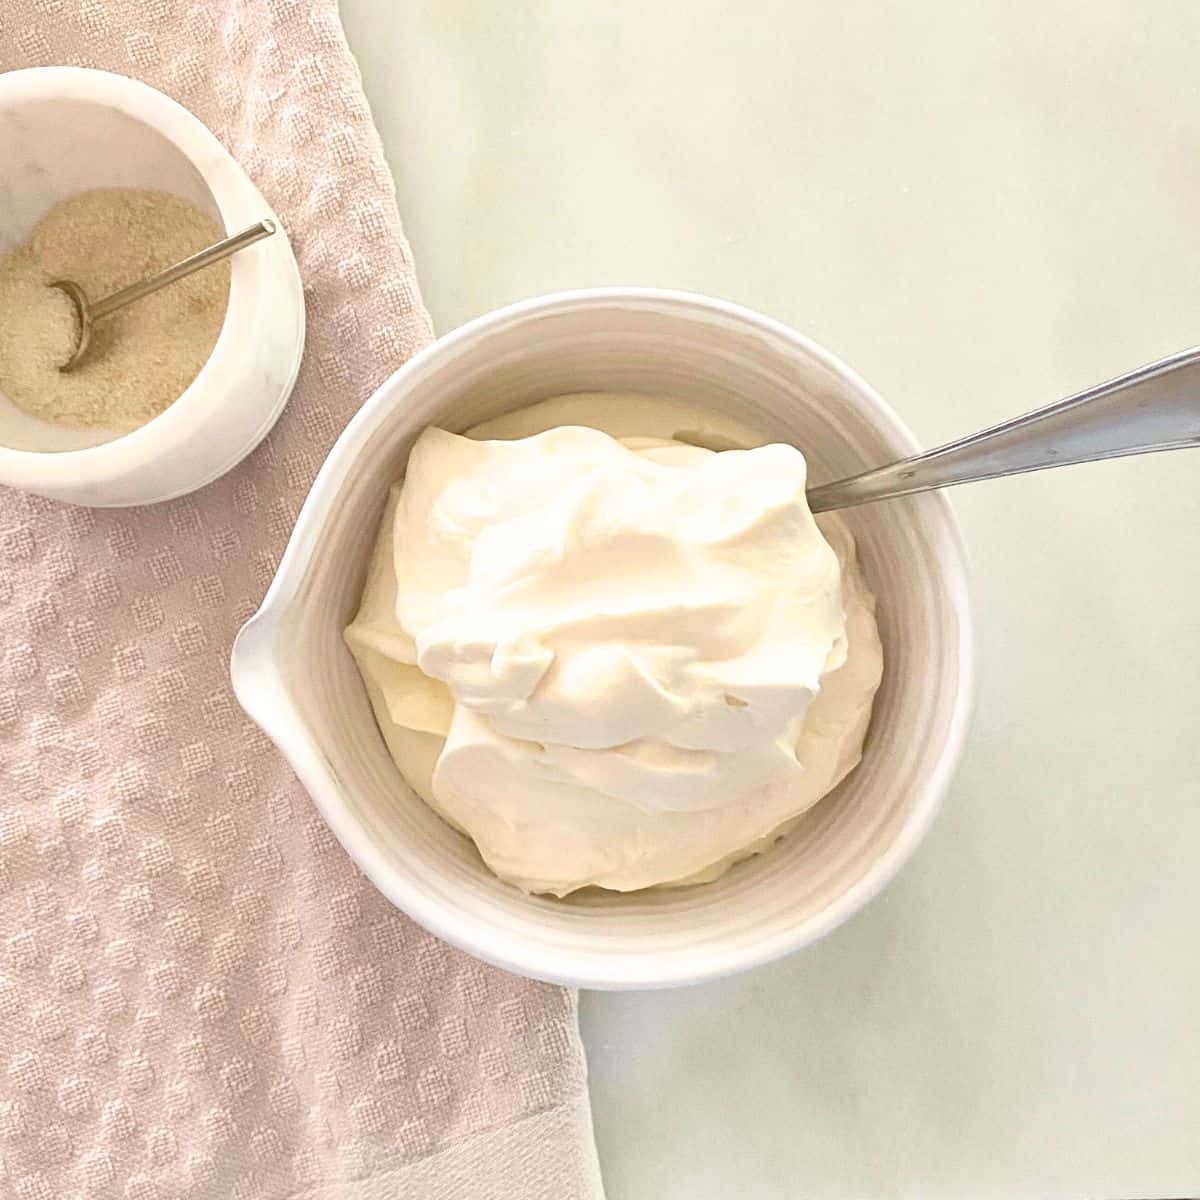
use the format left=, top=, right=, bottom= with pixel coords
left=232, top=289, right=974, bottom=989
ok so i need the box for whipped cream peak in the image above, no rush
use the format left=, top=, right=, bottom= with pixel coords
left=401, top=425, right=842, bottom=768
left=345, top=394, right=883, bottom=894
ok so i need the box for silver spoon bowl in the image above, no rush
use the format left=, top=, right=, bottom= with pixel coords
left=51, top=219, right=275, bottom=371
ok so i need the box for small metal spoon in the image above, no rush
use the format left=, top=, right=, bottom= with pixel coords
left=51, top=219, right=276, bottom=371
left=807, top=345, right=1200, bottom=513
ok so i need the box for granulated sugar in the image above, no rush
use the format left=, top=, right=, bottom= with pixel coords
left=0, top=188, right=230, bottom=432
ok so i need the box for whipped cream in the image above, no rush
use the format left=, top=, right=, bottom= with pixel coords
left=345, top=394, right=883, bottom=895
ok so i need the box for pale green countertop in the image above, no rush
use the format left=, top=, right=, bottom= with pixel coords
left=340, top=3, right=1200, bottom=1196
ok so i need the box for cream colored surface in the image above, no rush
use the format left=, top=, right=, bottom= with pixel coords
left=344, top=395, right=882, bottom=894
left=341, top=2, right=1200, bottom=1196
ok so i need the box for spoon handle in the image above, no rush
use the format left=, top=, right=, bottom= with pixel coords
left=89, top=220, right=276, bottom=321
left=807, top=346, right=1200, bottom=513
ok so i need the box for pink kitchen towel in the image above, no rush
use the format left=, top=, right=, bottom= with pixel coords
left=0, top=3, right=604, bottom=1198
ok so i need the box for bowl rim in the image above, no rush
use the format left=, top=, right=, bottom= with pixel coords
left=233, top=286, right=976, bottom=989
left=0, top=66, right=298, bottom=483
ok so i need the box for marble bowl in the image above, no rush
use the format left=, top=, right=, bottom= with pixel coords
left=0, top=67, right=304, bottom=506
left=232, top=289, right=975, bottom=989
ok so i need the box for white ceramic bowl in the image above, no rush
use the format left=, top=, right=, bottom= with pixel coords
left=232, top=289, right=975, bottom=989
left=0, top=67, right=304, bottom=506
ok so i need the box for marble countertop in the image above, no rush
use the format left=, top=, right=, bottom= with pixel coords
left=340, top=3, right=1200, bottom=1196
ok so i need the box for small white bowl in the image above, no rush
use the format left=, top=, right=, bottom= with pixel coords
left=0, top=67, right=304, bottom=507
left=232, top=289, right=975, bottom=989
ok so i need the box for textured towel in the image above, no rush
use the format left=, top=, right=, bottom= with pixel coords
left=0, top=4, right=603, bottom=1199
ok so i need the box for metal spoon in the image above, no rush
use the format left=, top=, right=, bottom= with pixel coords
left=807, top=345, right=1200, bottom=513
left=51, top=219, right=276, bottom=371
